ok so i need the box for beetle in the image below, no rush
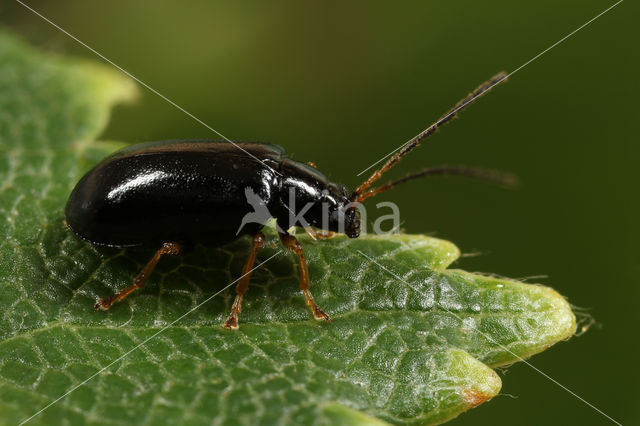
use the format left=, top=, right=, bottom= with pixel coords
left=65, top=72, right=511, bottom=329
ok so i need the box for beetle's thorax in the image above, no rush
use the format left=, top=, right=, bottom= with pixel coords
left=271, top=159, right=360, bottom=237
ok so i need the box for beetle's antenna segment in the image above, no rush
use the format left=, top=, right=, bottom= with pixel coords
left=355, top=165, right=518, bottom=203
left=351, top=72, right=508, bottom=201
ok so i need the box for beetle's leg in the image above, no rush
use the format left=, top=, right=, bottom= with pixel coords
left=304, top=227, right=336, bottom=240
left=314, top=229, right=336, bottom=239
left=279, top=233, right=331, bottom=322
left=94, top=242, right=182, bottom=311
left=303, top=227, right=318, bottom=240
left=224, top=232, right=266, bottom=330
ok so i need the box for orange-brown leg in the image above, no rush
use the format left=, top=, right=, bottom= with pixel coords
left=304, top=227, right=337, bottom=240
left=314, top=230, right=336, bottom=239
left=279, top=233, right=331, bottom=322
left=94, top=242, right=182, bottom=310
left=224, top=232, right=266, bottom=330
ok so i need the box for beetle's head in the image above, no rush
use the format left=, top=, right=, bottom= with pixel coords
left=321, top=183, right=361, bottom=238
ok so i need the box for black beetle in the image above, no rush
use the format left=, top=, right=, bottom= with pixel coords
left=65, top=72, right=510, bottom=329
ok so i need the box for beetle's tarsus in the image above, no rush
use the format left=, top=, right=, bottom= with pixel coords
left=312, top=305, right=331, bottom=322
left=303, top=288, right=330, bottom=322
left=223, top=314, right=239, bottom=330
left=304, top=227, right=337, bottom=240
left=94, top=293, right=123, bottom=310
left=93, top=297, right=114, bottom=311
left=315, top=230, right=336, bottom=240
left=223, top=292, right=244, bottom=330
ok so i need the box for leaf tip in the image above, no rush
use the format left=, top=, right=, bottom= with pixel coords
left=462, top=363, right=501, bottom=409
left=535, top=284, right=578, bottom=343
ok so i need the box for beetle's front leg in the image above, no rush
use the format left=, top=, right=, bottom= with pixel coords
left=279, top=232, right=331, bottom=322
left=304, top=227, right=337, bottom=240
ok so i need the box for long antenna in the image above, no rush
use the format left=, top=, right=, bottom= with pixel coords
left=351, top=72, right=508, bottom=201
left=354, top=165, right=518, bottom=203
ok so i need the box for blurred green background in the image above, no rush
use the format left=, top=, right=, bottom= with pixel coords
left=1, top=0, right=637, bottom=424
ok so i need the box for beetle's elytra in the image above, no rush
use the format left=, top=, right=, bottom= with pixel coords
left=65, top=72, right=509, bottom=329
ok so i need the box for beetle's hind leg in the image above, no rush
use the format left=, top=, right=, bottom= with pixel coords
left=94, top=242, right=182, bottom=311
left=279, top=232, right=331, bottom=322
left=224, top=232, right=266, bottom=330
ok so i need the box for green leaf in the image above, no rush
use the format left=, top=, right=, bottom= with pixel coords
left=0, top=31, right=576, bottom=425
